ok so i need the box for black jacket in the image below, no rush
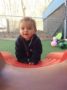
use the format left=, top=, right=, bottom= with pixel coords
left=15, top=34, right=42, bottom=64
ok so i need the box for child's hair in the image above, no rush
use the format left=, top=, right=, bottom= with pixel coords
left=20, top=17, right=37, bottom=31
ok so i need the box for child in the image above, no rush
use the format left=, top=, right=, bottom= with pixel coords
left=15, top=17, right=42, bottom=65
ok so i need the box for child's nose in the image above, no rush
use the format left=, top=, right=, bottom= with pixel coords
left=24, top=29, right=28, bottom=32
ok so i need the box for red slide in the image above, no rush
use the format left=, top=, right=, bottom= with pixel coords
left=0, top=50, right=67, bottom=68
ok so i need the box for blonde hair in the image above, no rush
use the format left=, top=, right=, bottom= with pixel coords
left=20, top=17, right=37, bottom=31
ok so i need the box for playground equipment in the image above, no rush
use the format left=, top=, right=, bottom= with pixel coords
left=0, top=50, right=67, bottom=68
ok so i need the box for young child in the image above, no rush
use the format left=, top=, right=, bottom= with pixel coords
left=15, top=17, right=42, bottom=65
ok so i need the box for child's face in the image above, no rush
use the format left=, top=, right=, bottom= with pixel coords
left=19, top=21, right=36, bottom=40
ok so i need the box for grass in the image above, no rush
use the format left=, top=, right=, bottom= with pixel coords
left=42, top=40, right=65, bottom=59
left=0, top=39, right=66, bottom=60
left=0, top=39, right=15, bottom=55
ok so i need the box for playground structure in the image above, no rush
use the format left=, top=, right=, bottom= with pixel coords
left=0, top=50, right=67, bottom=68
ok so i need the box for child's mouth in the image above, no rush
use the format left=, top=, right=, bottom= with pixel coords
left=24, top=34, right=28, bottom=35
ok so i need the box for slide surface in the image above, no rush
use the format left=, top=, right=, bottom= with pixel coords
left=0, top=51, right=67, bottom=68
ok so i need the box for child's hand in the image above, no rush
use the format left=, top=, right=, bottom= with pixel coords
left=29, top=62, right=34, bottom=65
left=29, top=62, right=38, bottom=65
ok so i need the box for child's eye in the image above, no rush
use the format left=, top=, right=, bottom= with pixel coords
left=27, top=27, right=32, bottom=30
